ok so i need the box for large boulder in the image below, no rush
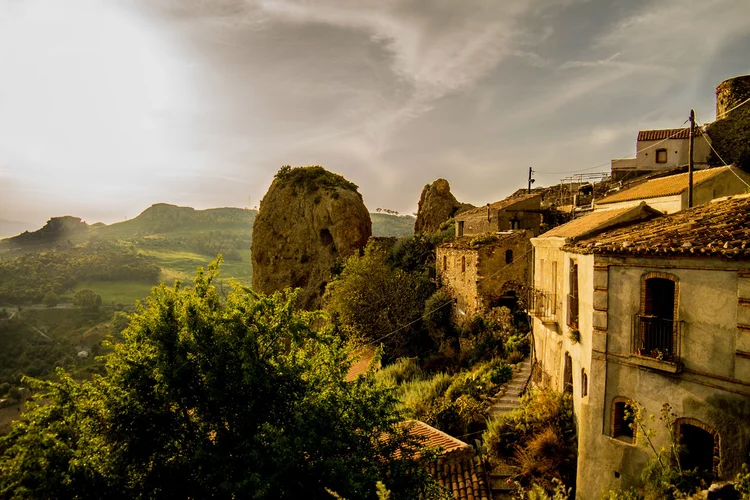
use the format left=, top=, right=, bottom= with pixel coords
left=414, top=179, right=472, bottom=234
left=251, top=166, right=371, bottom=310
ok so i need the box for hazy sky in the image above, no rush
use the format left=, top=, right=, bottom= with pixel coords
left=1, top=0, right=749, bottom=228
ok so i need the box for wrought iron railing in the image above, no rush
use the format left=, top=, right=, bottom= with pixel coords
left=532, top=290, right=558, bottom=322
left=567, top=294, right=579, bottom=328
left=632, top=314, right=681, bottom=363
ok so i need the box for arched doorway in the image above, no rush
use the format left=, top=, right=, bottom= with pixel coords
left=563, top=352, right=573, bottom=394
left=676, top=419, right=719, bottom=480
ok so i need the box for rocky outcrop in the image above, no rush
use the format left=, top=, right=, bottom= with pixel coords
left=414, top=179, right=473, bottom=234
left=251, top=166, right=371, bottom=310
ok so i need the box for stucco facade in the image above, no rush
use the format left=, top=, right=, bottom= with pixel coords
left=595, top=166, right=750, bottom=214
left=531, top=198, right=750, bottom=499
left=437, top=231, right=532, bottom=322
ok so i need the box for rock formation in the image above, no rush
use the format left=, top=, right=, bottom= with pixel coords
left=251, top=166, right=371, bottom=310
left=414, top=178, right=473, bottom=234
left=2, top=216, right=89, bottom=247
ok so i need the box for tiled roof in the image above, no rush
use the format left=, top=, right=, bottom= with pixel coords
left=596, top=167, right=740, bottom=205
left=402, top=421, right=491, bottom=499
left=540, top=204, right=659, bottom=240
left=428, top=455, right=491, bottom=500
left=567, top=194, right=750, bottom=258
left=345, top=347, right=378, bottom=382
left=457, top=193, right=541, bottom=218
left=637, top=128, right=704, bottom=141
left=407, top=420, right=472, bottom=456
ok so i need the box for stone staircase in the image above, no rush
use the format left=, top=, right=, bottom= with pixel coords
left=486, top=359, right=531, bottom=499
left=488, top=465, right=516, bottom=500
left=488, top=358, right=531, bottom=419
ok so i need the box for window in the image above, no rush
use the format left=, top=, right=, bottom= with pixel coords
left=505, top=249, right=513, bottom=264
left=581, top=369, right=588, bottom=397
left=655, top=148, right=668, bottom=163
left=637, top=275, right=678, bottom=361
left=461, top=256, right=466, bottom=273
left=443, top=255, right=447, bottom=271
left=510, top=218, right=520, bottom=230
left=612, top=399, right=635, bottom=443
left=563, top=353, right=573, bottom=394
left=676, top=419, right=719, bottom=478
left=567, top=261, right=579, bottom=328
left=457, top=221, right=465, bottom=237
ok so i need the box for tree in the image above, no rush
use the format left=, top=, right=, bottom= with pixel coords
left=73, top=289, right=101, bottom=310
left=324, top=244, right=435, bottom=359
left=0, top=260, right=440, bottom=499
left=42, top=291, right=60, bottom=308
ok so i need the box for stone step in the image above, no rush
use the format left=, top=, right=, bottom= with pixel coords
left=491, top=404, right=520, bottom=412
left=489, top=478, right=516, bottom=491
left=490, top=466, right=515, bottom=477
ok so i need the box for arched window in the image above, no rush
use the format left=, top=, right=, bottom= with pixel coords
left=505, top=249, right=513, bottom=264
left=675, top=418, right=720, bottom=478
left=563, top=353, right=573, bottom=394
left=461, top=256, right=466, bottom=273
left=581, top=369, right=588, bottom=397
left=443, top=255, right=447, bottom=271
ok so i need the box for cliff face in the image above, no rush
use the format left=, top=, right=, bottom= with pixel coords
left=414, top=178, right=472, bottom=234
left=2, top=216, right=89, bottom=246
left=251, top=166, right=371, bottom=310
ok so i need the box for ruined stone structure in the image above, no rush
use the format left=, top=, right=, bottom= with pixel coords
left=716, top=74, right=750, bottom=119
left=708, top=75, right=750, bottom=171
left=454, top=193, right=542, bottom=237
left=414, top=178, right=472, bottom=234
left=531, top=196, right=750, bottom=498
left=251, top=166, right=371, bottom=310
left=437, top=230, right=532, bottom=323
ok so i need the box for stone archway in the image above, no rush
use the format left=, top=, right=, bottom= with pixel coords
left=675, top=418, right=720, bottom=479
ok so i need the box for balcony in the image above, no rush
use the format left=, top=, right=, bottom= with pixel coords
left=532, top=290, right=558, bottom=324
left=631, top=314, right=682, bottom=373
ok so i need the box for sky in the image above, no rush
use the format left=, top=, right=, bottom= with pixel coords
left=1, top=0, right=749, bottom=229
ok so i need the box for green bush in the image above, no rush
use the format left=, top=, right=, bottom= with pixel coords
left=484, top=390, right=577, bottom=492
left=376, top=358, right=423, bottom=387
left=469, top=233, right=499, bottom=247
left=506, top=333, right=530, bottom=357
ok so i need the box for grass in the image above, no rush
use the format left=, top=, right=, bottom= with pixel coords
left=79, top=281, right=155, bottom=306
left=140, top=249, right=253, bottom=286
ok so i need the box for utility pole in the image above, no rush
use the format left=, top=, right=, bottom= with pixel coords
left=688, top=109, right=695, bottom=208
left=527, top=167, right=535, bottom=194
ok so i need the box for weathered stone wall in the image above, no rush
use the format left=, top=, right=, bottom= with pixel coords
left=716, top=75, right=750, bottom=119
left=437, top=231, right=532, bottom=323
left=455, top=195, right=541, bottom=237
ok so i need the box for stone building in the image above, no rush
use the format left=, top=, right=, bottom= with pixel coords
left=437, top=230, right=532, bottom=322
left=530, top=195, right=750, bottom=498
left=595, top=166, right=750, bottom=214
left=454, top=193, right=542, bottom=237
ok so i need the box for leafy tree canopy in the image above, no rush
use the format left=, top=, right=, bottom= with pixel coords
left=0, top=260, right=439, bottom=499
left=73, top=289, right=102, bottom=310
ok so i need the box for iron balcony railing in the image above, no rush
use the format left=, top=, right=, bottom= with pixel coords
left=566, top=294, right=579, bottom=329
left=632, top=314, right=681, bottom=363
left=532, top=290, right=558, bottom=322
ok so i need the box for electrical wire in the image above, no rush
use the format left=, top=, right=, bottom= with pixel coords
left=532, top=119, right=690, bottom=176
left=716, top=96, right=750, bottom=119
left=694, top=115, right=750, bottom=189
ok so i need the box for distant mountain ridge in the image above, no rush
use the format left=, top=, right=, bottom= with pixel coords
left=1, top=203, right=414, bottom=244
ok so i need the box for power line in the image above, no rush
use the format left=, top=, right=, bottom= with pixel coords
left=716, top=96, right=750, bottom=119
left=694, top=115, right=750, bottom=189
left=533, top=119, right=690, bottom=177
left=368, top=246, right=535, bottom=346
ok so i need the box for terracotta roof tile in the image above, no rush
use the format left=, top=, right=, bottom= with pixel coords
left=540, top=204, right=659, bottom=240
left=457, top=193, right=541, bottom=219
left=428, top=456, right=491, bottom=500
left=567, top=194, right=750, bottom=258
left=637, top=128, right=704, bottom=141
left=345, top=347, right=378, bottom=381
left=596, top=167, right=746, bottom=205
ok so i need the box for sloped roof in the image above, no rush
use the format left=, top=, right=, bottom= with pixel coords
left=457, top=193, right=541, bottom=218
left=345, top=346, right=378, bottom=382
left=596, top=167, right=744, bottom=205
left=539, top=203, right=660, bottom=240
left=567, top=194, right=750, bottom=258
left=428, top=455, right=491, bottom=500
left=638, top=128, right=704, bottom=141
left=406, top=420, right=472, bottom=456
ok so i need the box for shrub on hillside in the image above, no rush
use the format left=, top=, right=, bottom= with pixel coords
left=484, top=390, right=577, bottom=493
